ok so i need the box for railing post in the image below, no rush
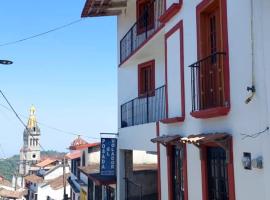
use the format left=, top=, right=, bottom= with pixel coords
left=147, top=93, right=149, bottom=123
left=132, top=100, right=134, bottom=126
left=131, top=29, right=133, bottom=52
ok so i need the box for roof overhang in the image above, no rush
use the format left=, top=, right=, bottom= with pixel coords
left=88, top=173, right=116, bottom=185
left=81, top=0, right=127, bottom=17
left=151, top=135, right=182, bottom=146
left=69, top=142, right=100, bottom=151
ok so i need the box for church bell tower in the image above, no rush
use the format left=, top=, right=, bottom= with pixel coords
left=19, top=105, right=41, bottom=175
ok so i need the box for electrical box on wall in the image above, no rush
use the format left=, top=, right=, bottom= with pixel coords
left=252, top=156, right=263, bottom=169
left=242, top=152, right=252, bottom=170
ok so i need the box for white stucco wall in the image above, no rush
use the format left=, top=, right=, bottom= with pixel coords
left=133, top=150, right=157, bottom=164
left=116, top=0, right=270, bottom=200
left=166, top=28, right=183, bottom=118
left=38, top=184, right=70, bottom=200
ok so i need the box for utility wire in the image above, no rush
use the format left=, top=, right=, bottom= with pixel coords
left=0, top=19, right=83, bottom=47
left=0, top=103, right=99, bottom=140
left=0, top=144, right=6, bottom=159
left=241, top=126, right=269, bottom=140
left=0, top=90, right=46, bottom=151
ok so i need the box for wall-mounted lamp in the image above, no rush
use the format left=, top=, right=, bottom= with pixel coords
left=0, top=60, right=13, bottom=65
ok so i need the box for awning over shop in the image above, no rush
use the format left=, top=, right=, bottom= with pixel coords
left=67, top=178, right=80, bottom=193
left=151, top=135, right=182, bottom=146
left=88, top=173, right=116, bottom=186
left=181, top=133, right=231, bottom=147
left=151, top=133, right=231, bottom=151
left=81, top=0, right=127, bottom=17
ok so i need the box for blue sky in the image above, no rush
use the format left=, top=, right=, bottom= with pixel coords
left=0, top=0, right=117, bottom=157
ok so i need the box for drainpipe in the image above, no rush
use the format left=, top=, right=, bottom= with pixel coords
left=245, top=0, right=256, bottom=104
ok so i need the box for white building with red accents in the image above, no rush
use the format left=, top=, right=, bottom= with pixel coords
left=81, top=0, right=270, bottom=200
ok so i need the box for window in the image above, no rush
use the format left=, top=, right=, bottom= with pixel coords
left=137, top=0, right=154, bottom=34
left=167, top=145, right=187, bottom=200
left=191, top=0, right=230, bottom=117
left=206, top=147, right=229, bottom=200
left=138, top=60, right=155, bottom=97
left=30, top=138, right=33, bottom=146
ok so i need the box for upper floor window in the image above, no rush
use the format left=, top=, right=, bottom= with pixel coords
left=190, top=0, right=230, bottom=118
left=137, top=0, right=154, bottom=34
left=138, top=60, right=155, bottom=97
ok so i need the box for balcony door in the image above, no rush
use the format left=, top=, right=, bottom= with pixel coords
left=199, top=0, right=225, bottom=110
left=138, top=60, right=155, bottom=97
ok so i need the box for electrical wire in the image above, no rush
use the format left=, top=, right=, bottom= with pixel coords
left=241, top=126, right=269, bottom=140
left=0, top=144, right=6, bottom=159
left=0, top=90, right=46, bottom=151
left=0, top=19, right=83, bottom=47
left=0, top=103, right=99, bottom=140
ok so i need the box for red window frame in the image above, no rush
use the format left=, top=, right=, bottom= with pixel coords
left=200, top=139, right=235, bottom=200
left=192, top=0, right=230, bottom=118
left=138, top=60, right=155, bottom=97
left=137, top=0, right=155, bottom=35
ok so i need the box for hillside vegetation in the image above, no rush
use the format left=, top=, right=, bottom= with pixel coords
left=0, top=150, right=65, bottom=181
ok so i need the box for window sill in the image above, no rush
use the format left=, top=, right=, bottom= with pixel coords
left=159, top=3, right=181, bottom=24
left=190, top=107, right=230, bottom=119
left=161, top=117, right=185, bottom=124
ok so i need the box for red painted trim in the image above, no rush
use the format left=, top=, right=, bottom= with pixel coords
left=160, top=116, right=184, bottom=124
left=190, top=106, right=230, bottom=119
left=164, top=20, right=185, bottom=121
left=167, top=144, right=188, bottom=200
left=159, top=3, right=181, bottom=24
left=138, top=59, right=155, bottom=96
left=156, top=122, right=161, bottom=200
left=166, top=145, right=173, bottom=200
left=164, top=0, right=182, bottom=11
left=200, top=138, right=235, bottom=200
left=183, top=144, right=189, bottom=200
left=137, top=0, right=155, bottom=35
left=119, top=25, right=165, bottom=67
left=195, top=0, right=231, bottom=118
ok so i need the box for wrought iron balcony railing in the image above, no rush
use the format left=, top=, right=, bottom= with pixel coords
left=189, top=52, right=227, bottom=112
left=120, top=0, right=165, bottom=64
left=121, top=85, right=166, bottom=128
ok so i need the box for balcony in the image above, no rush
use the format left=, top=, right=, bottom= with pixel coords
left=121, top=86, right=166, bottom=128
left=120, top=0, right=165, bottom=65
left=189, top=52, right=230, bottom=118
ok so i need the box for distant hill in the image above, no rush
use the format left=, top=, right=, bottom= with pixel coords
left=0, top=150, right=66, bottom=181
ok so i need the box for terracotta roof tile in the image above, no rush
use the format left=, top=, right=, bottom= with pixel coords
left=0, top=188, right=25, bottom=199
left=47, top=173, right=70, bottom=190
left=79, top=164, right=100, bottom=175
left=0, top=178, right=12, bottom=187
left=65, top=151, right=81, bottom=160
left=36, top=158, right=58, bottom=168
left=24, top=174, right=43, bottom=184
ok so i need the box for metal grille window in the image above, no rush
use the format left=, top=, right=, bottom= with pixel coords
left=172, top=146, right=185, bottom=200
left=207, top=147, right=229, bottom=200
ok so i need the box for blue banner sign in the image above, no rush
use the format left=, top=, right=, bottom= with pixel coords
left=100, top=138, right=117, bottom=176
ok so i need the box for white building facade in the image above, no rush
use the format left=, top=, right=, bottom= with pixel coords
left=81, top=0, right=270, bottom=199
